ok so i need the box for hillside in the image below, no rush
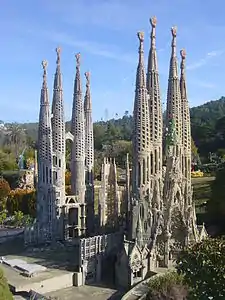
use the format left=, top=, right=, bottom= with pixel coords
left=190, top=97, right=225, bottom=158
left=2, top=97, right=225, bottom=164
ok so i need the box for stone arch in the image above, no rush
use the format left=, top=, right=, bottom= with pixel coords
left=66, top=197, right=76, bottom=204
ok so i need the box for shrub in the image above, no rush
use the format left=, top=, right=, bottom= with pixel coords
left=0, top=177, right=11, bottom=210
left=176, top=237, right=225, bottom=299
left=7, top=188, right=36, bottom=216
left=0, top=268, right=13, bottom=300
left=146, top=271, right=189, bottom=300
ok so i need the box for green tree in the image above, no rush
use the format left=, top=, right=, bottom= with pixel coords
left=111, top=140, right=132, bottom=167
left=0, top=268, right=13, bottom=300
left=146, top=271, right=189, bottom=300
left=4, top=123, right=26, bottom=158
left=0, top=150, right=17, bottom=172
left=176, top=238, right=225, bottom=299
left=207, top=163, right=225, bottom=232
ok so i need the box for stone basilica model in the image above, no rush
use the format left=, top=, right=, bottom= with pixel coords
left=24, top=17, right=206, bottom=288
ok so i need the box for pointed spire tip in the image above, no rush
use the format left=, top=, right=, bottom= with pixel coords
left=42, top=60, right=48, bottom=70
left=137, top=31, right=144, bottom=42
left=171, top=26, right=177, bottom=37
left=85, top=71, right=90, bottom=82
left=56, top=47, right=61, bottom=64
left=180, top=49, right=186, bottom=59
left=75, top=53, right=81, bottom=67
left=150, top=16, right=157, bottom=27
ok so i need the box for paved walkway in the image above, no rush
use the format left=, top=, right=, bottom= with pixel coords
left=45, top=285, right=123, bottom=300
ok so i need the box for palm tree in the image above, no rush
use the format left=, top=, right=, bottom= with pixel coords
left=4, top=123, right=26, bottom=158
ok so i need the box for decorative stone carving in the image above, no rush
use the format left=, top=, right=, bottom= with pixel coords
left=171, top=26, right=177, bottom=37
left=137, top=31, right=144, bottom=41
left=150, top=16, right=157, bottom=27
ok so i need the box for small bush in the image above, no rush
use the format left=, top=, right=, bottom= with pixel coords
left=146, top=271, right=189, bottom=300
left=0, top=268, right=13, bottom=300
left=176, top=237, right=225, bottom=299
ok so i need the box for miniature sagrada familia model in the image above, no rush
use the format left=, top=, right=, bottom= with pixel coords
left=24, top=16, right=206, bottom=289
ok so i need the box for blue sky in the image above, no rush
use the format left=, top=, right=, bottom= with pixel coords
left=1, top=0, right=225, bottom=123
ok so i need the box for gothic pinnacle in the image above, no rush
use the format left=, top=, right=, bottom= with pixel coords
left=180, top=49, right=186, bottom=76
left=84, top=71, right=91, bottom=112
left=53, top=47, right=62, bottom=92
left=41, top=60, right=49, bottom=104
left=76, top=52, right=81, bottom=69
left=137, top=31, right=144, bottom=57
left=42, top=60, right=48, bottom=86
left=85, top=71, right=90, bottom=86
left=171, top=26, right=177, bottom=57
left=166, top=24, right=182, bottom=150
left=136, top=32, right=146, bottom=88
left=150, top=16, right=157, bottom=48
left=147, top=16, right=163, bottom=176
left=42, top=60, right=48, bottom=71
left=56, top=47, right=61, bottom=65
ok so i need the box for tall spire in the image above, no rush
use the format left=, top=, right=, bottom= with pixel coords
left=131, top=32, right=151, bottom=242
left=40, top=60, right=48, bottom=104
left=133, top=32, right=150, bottom=194
left=37, top=60, right=53, bottom=226
left=147, top=16, right=163, bottom=177
left=84, top=71, right=94, bottom=173
left=52, top=47, right=65, bottom=157
left=71, top=53, right=82, bottom=135
left=180, top=49, right=191, bottom=179
left=166, top=27, right=182, bottom=156
left=147, top=16, right=158, bottom=80
left=70, top=53, right=86, bottom=203
left=38, top=60, right=52, bottom=163
left=53, top=47, right=62, bottom=92
left=51, top=47, right=66, bottom=224
left=135, top=32, right=146, bottom=89
left=84, top=71, right=95, bottom=235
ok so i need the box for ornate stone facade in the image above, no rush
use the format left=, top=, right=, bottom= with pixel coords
left=98, top=158, right=121, bottom=231
left=116, top=18, right=206, bottom=287
left=25, top=16, right=206, bottom=290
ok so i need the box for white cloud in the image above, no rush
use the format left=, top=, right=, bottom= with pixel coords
left=33, top=29, right=137, bottom=64
left=187, top=49, right=224, bottom=70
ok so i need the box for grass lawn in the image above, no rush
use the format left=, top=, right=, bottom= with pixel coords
left=192, top=176, right=215, bottom=208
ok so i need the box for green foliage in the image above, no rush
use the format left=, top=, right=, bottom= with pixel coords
left=2, top=97, right=225, bottom=174
left=0, top=211, right=7, bottom=225
left=207, top=163, right=225, bottom=230
left=7, top=189, right=36, bottom=217
left=192, top=177, right=214, bottom=209
left=0, top=268, right=13, bottom=300
left=191, top=97, right=225, bottom=159
left=14, top=210, right=24, bottom=227
left=0, top=177, right=10, bottom=210
left=146, top=271, right=189, bottom=300
left=176, top=238, right=225, bottom=299
left=1, top=171, right=20, bottom=189
left=0, top=149, right=18, bottom=172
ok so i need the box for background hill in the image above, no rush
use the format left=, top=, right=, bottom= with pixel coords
left=190, top=96, right=225, bottom=159
left=18, top=97, right=225, bottom=159
left=1, top=96, right=225, bottom=173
